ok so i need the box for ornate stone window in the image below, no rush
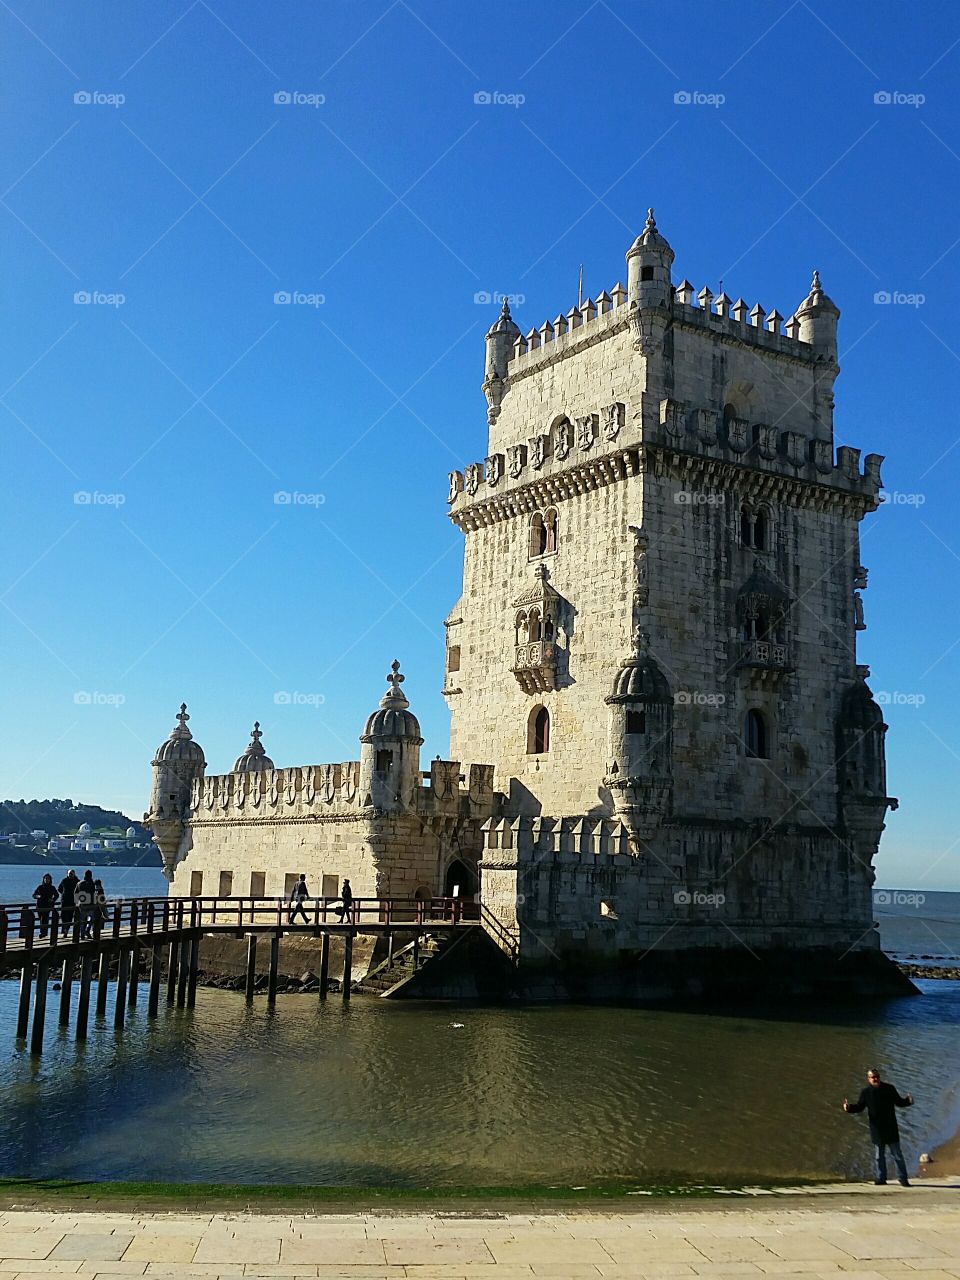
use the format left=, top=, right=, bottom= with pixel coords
left=511, top=565, right=562, bottom=693
left=740, top=501, right=771, bottom=550
left=528, top=705, right=550, bottom=754
left=529, top=508, right=558, bottom=558
left=737, top=568, right=790, bottom=674
left=744, top=709, right=768, bottom=759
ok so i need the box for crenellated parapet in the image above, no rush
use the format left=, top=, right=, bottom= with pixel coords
left=647, top=396, right=884, bottom=511
left=191, top=762, right=364, bottom=820
left=481, top=814, right=641, bottom=863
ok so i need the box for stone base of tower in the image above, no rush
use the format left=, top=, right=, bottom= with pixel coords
left=478, top=816, right=916, bottom=1003
left=507, top=942, right=916, bottom=1004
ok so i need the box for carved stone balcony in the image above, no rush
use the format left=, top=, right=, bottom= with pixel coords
left=739, top=639, right=790, bottom=674
left=512, top=640, right=557, bottom=693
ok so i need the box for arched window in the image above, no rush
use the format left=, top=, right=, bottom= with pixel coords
left=528, top=608, right=542, bottom=642
left=514, top=611, right=528, bottom=645
left=744, top=709, right=767, bottom=759
left=753, top=507, right=768, bottom=550
left=543, top=616, right=555, bottom=641
left=529, top=512, right=547, bottom=558
left=723, top=403, right=738, bottom=432
left=528, top=705, right=550, bottom=754
left=740, top=503, right=753, bottom=546
left=544, top=508, right=558, bottom=553
left=626, top=708, right=646, bottom=735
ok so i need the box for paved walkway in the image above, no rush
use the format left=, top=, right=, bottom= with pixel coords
left=2, top=1188, right=960, bottom=1280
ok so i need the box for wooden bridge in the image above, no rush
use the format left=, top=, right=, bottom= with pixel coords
left=0, top=894, right=517, bottom=1055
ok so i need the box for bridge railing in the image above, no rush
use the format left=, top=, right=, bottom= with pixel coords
left=0, top=893, right=482, bottom=955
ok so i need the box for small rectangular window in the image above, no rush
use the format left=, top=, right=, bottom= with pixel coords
left=375, top=748, right=393, bottom=772
left=250, top=871, right=265, bottom=897
left=641, top=265, right=654, bottom=281
left=189, top=870, right=203, bottom=897
left=626, top=709, right=646, bottom=734
left=283, top=873, right=299, bottom=900
left=321, top=873, right=339, bottom=899
left=447, top=644, right=461, bottom=672
left=218, top=870, right=233, bottom=897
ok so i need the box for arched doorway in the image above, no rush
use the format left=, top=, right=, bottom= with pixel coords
left=444, top=858, right=478, bottom=900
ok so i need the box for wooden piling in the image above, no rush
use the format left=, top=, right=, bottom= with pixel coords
left=186, top=936, right=199, bottom=1008
left=166, top=940, right=179, bottom=1005
left=58, top=958, right=73, bottom=1028
left=114, top=949, right=129, bottom=1029
left=128, top=944, right=140, bottom=1008
left=148, top=945, right=162, bottom=1017
left=342, top=932, right=353, bottom=1001
left=318, top=932, right=329, bottom=999
left=245, top=934, right=257, bottom=1003
left=30, top=958, right=49, bottom=1055
left=267, top=933, right=279, bottom=1004
left=76, top=955, right=93, bottom=1041
left=96, top=950, right=110, bottom=1017
left=16, top=964, right=32, bottom=1040
left=176, top=938, right=190, bottom=1008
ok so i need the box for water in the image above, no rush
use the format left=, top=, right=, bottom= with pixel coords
left=874, top=889, right=960, bottom=962
left=2, top=869, right=959, bottom=1187
left=0, top=864, right=167, bottom=904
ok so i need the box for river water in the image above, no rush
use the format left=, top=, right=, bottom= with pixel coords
left=2, top=867, right=959, bottom=1187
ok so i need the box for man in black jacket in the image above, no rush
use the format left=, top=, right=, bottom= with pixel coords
left=843, top=1067, right=914, bottom=1185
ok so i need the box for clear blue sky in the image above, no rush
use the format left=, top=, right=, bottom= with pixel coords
left=1, top=1, right=957, bottom=889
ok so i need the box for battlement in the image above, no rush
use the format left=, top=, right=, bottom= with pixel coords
left=448, top=391, right=883, bottom=529
left=504, top=279, right=817, bottom=383
left=482, top=814, right=640, bottom=863
left=508, top=283, right=629, bottom=376
left=189, top=757, right=496, bottom=822
left=669, top=282, right=813, bottom=358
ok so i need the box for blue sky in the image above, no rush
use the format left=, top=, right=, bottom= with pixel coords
left=1, top=1, right=957, bottom=889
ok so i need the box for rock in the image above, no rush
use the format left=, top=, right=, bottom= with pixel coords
left=300, top=970, right=317, bottom=984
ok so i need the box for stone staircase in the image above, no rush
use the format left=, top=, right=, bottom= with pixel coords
left=353, top=932, right=454, bottom=996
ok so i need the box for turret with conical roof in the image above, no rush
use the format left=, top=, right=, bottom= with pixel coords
left=626, top=208, right=675, bottom=311
left=145, top=703, right=206, bottom=880
left=359, top=661, right=424, bottom=812
left=482, top=297, right=521, bottom=426
left=795, top=268, right=840, bottom=361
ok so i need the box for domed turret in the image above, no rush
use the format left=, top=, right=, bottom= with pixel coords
left=359, top=661, right=424, bottom=812
left=154, top=702, right=205, bottom=766
left=145, top=703, right=206, bottom=881
left=482, top=297, right=521, bottom=425
left=125, top=826, right=137, bottom=840
left=836, top=666, right=896, bottom=870
left=233, top=721, right=275, bottom=772
left=626, top=208, right=675, bottom=311
left=795, top=269, right=839, bottom=361
left=77, top=821, right=93, bottom=837
left=604, top=630, right=673, bottom=837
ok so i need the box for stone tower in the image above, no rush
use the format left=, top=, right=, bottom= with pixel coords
left=446, top=210, right=900, bottom=992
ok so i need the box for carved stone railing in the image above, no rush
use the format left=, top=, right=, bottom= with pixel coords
left=512, top=640, right=557, bottom=693
left=740, top=640, right=789, bottom=670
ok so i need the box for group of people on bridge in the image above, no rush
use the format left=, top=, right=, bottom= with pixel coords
left=31, top=869, right=110, bottom=940
left=287, top=874, right=353, bottom=924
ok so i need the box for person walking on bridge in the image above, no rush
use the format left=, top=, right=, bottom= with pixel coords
left=337, top=878, right=353, bottom=924
left=32, top=874, right=59, bottom=938
left=288, top=873, right=310, bottom=924
left=843, top=1067, right=914, bottom=1185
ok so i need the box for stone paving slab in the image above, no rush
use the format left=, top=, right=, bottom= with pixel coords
left=0, top=1201, right=959, bottom=1279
